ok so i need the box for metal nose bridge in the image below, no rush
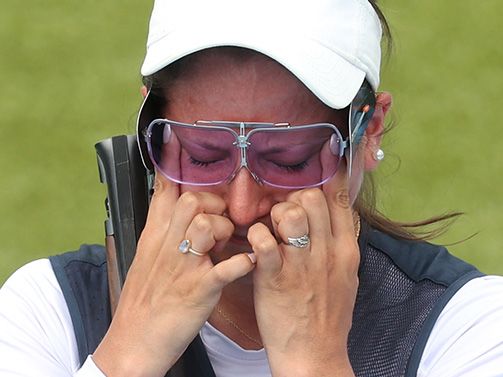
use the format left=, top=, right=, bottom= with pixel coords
left=234, top=122, right=249, bottom=168
left=228, top=122, right=262, bottom=185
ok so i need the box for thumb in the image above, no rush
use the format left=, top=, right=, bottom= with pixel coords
left=247, top=222, right=283, bottom=280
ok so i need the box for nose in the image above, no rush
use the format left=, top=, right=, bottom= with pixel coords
left=224, top=167, right=275, bottom=228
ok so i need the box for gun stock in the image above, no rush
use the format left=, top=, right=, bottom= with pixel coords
left=95, top=135, right=152, bottom=314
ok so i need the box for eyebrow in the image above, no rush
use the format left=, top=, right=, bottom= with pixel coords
left=179, top=138, right=230, bottom=153
left=251, top=141, right=323, bottom=155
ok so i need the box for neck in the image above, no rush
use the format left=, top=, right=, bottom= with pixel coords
left=209, top=276, right=262, bottom=350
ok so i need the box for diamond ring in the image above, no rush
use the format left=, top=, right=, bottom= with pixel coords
left=178, top=239, right=205, bottom=256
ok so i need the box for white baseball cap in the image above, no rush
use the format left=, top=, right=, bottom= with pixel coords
left=140, top=0, right=382, bottom=110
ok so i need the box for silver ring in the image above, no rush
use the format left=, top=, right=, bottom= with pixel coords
left=287, top=234, right=310, bottom=248
left=178, top=239, right=205, bottom=256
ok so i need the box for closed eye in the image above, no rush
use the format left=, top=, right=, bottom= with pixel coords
left=271, top=160, right=309, bottom=172
left=188, top=156, right=222, bottom=167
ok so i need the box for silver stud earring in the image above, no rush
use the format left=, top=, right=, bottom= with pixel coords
left=374, top=149, right=384, bottom=161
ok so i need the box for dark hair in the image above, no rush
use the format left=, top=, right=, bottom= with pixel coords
left=142, top=0, right=461, bottom=242
left=369, top=0, right=392, bottom=58
left=354, top=0, right=462, bottom=241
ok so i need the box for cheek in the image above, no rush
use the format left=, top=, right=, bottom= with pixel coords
left=179, top=184, right=222, bottom=195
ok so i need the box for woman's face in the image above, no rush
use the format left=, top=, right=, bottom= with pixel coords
left=159, top=50, right=377, bottom=262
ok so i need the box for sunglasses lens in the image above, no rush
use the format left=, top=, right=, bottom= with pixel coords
left=148, top=121, right=238, bottom=185
left=147, top=121, right=343, bottom=188
left=246, top=125, right=342, bottom=188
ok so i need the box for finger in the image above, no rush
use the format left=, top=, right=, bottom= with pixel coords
left=145, top=173, right=180, bottom=234
left=270, top=202, right=311, bottom=263
left=247, top=222, right=283, bottom=277
left=158, top=193, right=228, bottom=269
left=167, top=191, right=227, bottom=237
left=286, top=188, right=332, bottom=240
left=270, top=202, right=308, bottom=241
left=203, top=253, right=256, bottom=295
left=130, top=174, right=179, bottom=273
left=162, top=125, right=182, bottom=182
left=322, top=161, right=361, bottom=275
left=184, top=214, right=234, bottom=256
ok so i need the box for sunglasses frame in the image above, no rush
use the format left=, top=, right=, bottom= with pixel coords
left=144, top=120, right=348, bottom=189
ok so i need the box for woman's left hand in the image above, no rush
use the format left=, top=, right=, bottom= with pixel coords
left=248, top=166, right=359, bottom=377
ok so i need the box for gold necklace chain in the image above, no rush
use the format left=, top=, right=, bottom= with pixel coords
left=355, top=212, right=361, bottom=239
left=216, top=214, right=360, bottom=348
left=215, top=306, right=263, bottom=347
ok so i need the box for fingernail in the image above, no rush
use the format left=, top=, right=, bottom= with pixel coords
left=246, top=253, right=257, bottom=264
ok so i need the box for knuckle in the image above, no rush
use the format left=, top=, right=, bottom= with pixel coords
left=335, top=189, right=351, bottom=209
left=270, top=202, right=287, bottom=221
left=299, top=188, right=325, bottom=207
left=252, top=237, right=277, bottom=254
left=247, top=222, right=266, bottom=240
left=283, top=206, right=306, bottom=224
left=221, top=219, right=235, bottom=237
left=192, top=214, right=212, bottom=233
left=178, top=192, right=201, bottom=213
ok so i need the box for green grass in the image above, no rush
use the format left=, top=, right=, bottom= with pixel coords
left=378, top=0, right=503, bottom=273
left=1, top=0, right=502, bottom=284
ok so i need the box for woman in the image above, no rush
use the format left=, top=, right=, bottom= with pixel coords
left=1, top=0, right=502, bottom=376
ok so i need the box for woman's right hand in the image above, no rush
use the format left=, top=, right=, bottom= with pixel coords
left=93, top=176, right=255, bottom=377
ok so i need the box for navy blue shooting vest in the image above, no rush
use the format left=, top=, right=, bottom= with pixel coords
left=49, top=225, right=482, bottom=377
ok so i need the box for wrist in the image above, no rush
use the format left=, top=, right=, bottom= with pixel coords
left=92, top=325, right=182, bottom=377
left=268, top=350, right=354, bottom=377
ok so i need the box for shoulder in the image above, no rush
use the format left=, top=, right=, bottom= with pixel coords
left=49, top=244, right=106, bottom=268
left=1, top=258, right=66, bottom=312
left=48, top=244, right=110, bottom=365
left=48, top=244, right=108, bottom=312
left=363, top=227, right=481, bottom=285
left=419, top=275, right=503, bottom=376
left=0, top=245, right=108, bottom=374
left=0, top=258, right=81, bottom=374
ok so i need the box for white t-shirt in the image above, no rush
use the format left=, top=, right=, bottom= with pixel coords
left=1, top=259, right=503, bottom=376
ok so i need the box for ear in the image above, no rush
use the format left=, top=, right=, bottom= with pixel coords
left=141, top=85, right=148, bottom=98
left=363, top=92, right=392, bottom=171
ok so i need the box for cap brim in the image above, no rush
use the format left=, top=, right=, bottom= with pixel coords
left=141, top=26, right=366, bottom=110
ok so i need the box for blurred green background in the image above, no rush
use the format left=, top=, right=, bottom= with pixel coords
left=1, top=0, right=502, bottom=284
